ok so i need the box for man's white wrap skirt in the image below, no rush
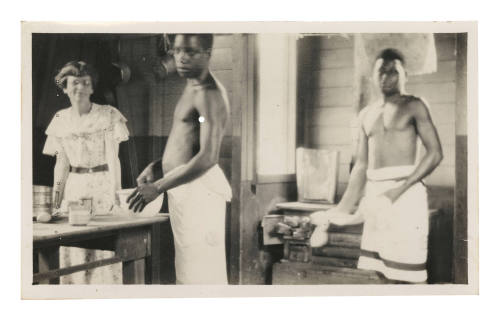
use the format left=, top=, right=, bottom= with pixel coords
left=166, top=165, right=232, bottom=284
left=356, top=165, right=429, bottom=283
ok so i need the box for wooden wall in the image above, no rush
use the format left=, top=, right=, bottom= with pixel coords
left=239, top=181, right=296, bottom=284
left=454, top=33, right=468, bottom=284
left=407, top=33, right=457, bottom=187
left=300, top=35, right=355, bottom=197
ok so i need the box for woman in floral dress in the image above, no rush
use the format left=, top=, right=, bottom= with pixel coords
left=43, top=61, right=129, bottom=284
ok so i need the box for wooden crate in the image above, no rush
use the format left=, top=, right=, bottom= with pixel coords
left=261, top=214, right=285, bottom=245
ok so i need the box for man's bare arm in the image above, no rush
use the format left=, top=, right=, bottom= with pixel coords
left=309, top=116, right=368, bottom=236
left=399, top=99, right=443, bottom=191
left=336, top=121, right=369, bottom=213
left=153, top=89, right=227, bottom=193
left=136, top=159, right=162, bottom=186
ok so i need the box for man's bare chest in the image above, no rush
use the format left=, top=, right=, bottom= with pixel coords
left=365, top=104, right=414, bottom=137
left=173, top=94, right=199, bottom=123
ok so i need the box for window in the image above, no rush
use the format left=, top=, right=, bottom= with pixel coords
left=256, top=34, right=298, bottom=178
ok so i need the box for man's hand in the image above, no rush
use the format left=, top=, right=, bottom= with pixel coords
left=126, top=183, right=162, bottom=213
left=383, top=185, right=406, bottom=203
left=136, top=164, right=155, bottom=187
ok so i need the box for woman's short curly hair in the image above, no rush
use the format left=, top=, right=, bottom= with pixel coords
left=54, top=61, right=99, bottom=90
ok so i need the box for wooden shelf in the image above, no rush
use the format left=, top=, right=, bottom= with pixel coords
left=276, top=201, right=335, bottom=212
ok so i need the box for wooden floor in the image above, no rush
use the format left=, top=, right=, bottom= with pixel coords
left=272, top=261, right=386, bottom=285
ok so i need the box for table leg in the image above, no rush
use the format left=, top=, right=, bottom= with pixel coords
left=122, top=259, right=146, bottom=284
left=146, top=224, right=161, bottom=284
left=122, top=259, right=145, bottom=284
left=115, top=224, right=169, bottom=285
left=36, top=246, right=60, bottom=284
left=116, top=228, right=149, bottom=284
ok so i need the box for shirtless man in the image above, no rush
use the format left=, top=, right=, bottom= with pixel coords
left=310, top=49, right=443, bottom=283
left=127, top=34, right=232, bottom=284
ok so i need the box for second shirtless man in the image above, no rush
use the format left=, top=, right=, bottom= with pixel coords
left=310, top=48, right=443, bottom=283
left=127, top=34, right=232, bottom=284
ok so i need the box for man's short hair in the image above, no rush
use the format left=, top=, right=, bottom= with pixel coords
left=377, top=48, right=405, bottom=66
left=172, top=34, right=214, bottom=51
left=54, top=61, right=98, bottom=90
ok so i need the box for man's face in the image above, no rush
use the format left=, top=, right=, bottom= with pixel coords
left=172, top=35, right=210, bottom=78
left=63, top=75, right=93, bottom=102
left=378, top=60, right=402, bottom=95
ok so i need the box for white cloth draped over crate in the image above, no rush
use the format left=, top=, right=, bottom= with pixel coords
left=166, top=164, right=232, bottom=284
left=43, top=103, right=129, bottom=284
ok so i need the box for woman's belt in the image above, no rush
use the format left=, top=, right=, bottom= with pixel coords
left=70, top=164, right=109, bottom=174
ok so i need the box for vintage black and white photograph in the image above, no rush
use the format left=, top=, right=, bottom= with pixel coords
left=21, top=22, right=478, bottom=298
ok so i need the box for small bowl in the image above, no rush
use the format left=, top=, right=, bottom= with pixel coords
left=116, top=188, right=164, bottom=217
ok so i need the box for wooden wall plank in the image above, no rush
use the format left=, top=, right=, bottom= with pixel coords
left=213, top=34, right=234, bottom=49
left=316, top=48, right=354, bottom=69
left=409, top=61, right=457, bottom=84
left=212, top=69, right=234, bottom=93
left=210, top=48, right=233, bottom=70
left=313, top=87, right=354, bottom=108
left=430, top=103, right=456, bottom=125
left=436, top=123, right=456, bottom=145
left=434, top=33, right=457, bottom=61
left=308, top=126, right=352, bottom=145
left=308, top=143, right=352, bottom=165
left=441, top=143, right=456, bottom=166
left=318, top=35, right=353, bottom=50
left=406, top=82, right=456, bottom=104
left=454, top=32, right=468, bottom=284
left=312, top=68, right=354, bottom=88
left=426, top=165, right=455, bottom=186
left=308, top=107, right=356, bottom=127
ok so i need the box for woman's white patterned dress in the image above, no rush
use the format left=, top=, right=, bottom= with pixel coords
left=43, top=103, right=129, bottom=284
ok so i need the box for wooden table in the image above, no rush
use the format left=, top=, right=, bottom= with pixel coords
left=33, top=215, right=170, bottom=285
